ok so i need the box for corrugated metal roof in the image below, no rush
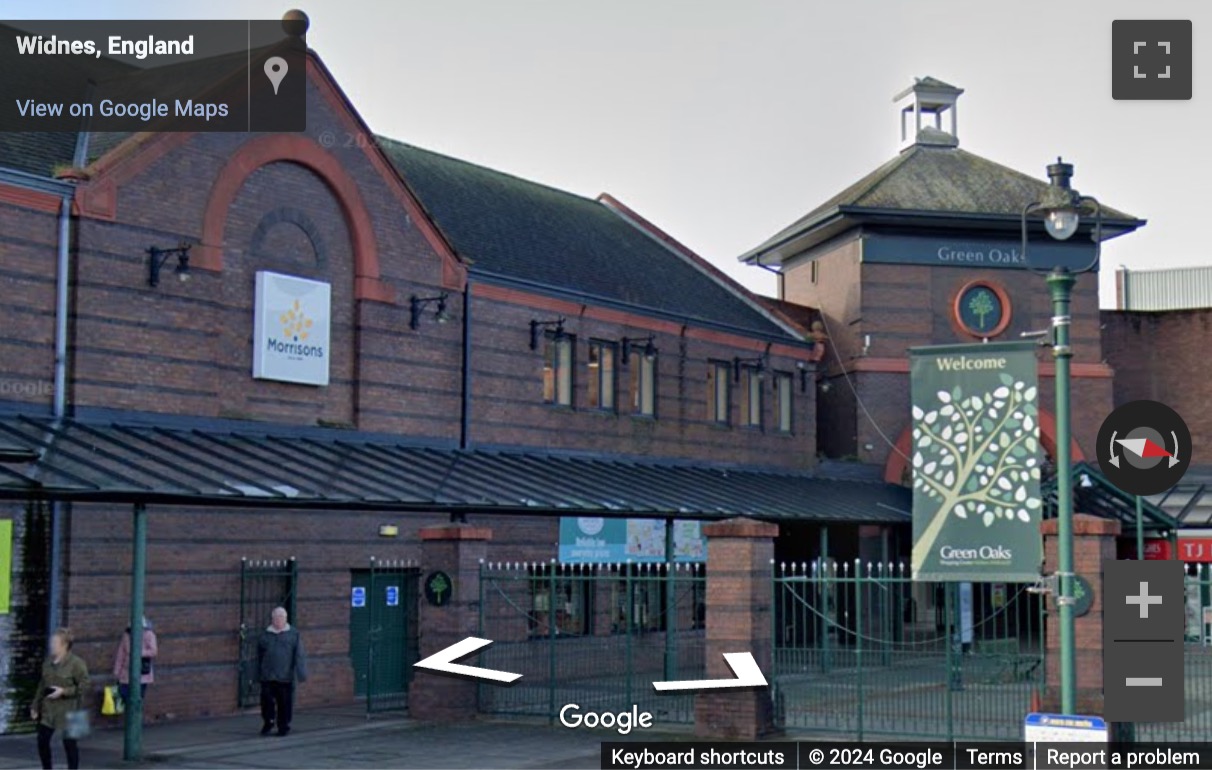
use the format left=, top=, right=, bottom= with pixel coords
left=0, top=413, right=910, bottom=524
left=1118, top=265, right=1212, bottom=311
left=1041, top=462, right=1178, bottom=532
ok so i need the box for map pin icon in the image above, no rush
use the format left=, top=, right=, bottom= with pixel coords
left=264, top=56, right=288, bottom=95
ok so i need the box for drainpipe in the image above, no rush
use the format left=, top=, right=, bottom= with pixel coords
left=459, top=277, right=472, bottom=450
left=46, top=128, right=89, bottom=632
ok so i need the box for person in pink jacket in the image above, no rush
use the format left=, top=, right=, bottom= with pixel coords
left=113, top=616, right=158, bottom=704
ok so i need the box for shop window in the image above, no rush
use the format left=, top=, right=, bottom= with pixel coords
left=587, top=340, right=617, bottom=411
left=775, top=371, right=793, bottom=433
left=609, top=567, right=707, bottom=634
left=631, top=353, right=656, bottom=417
left=528, top=567, right=592, bottom=637
left=542, top=334, right=574, bottom=406
left=739, top=366, right=763, bottom=429
left=706, top=361, right=730, bottom=425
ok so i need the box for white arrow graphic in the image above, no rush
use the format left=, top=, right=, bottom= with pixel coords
left=1109, top=430, right=1120, bottom=468
left=652, top=652, right=767, bottom=692
left=1170, top=431, right=1181, bottom=467
left=413, top=637, right=522, bottom=684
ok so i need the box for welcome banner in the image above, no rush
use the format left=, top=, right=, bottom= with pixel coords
left=909, top=342, right=1043, bottom=582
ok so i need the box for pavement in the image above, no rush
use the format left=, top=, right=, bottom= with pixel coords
left=0, top=706, right=698, bottom=769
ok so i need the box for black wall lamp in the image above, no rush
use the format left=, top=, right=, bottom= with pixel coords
left=620, top=335, right=656, bottom=365
left=529, top=317, right=566, bottom=350
left=733, top=354, right=768, bottom=382
left=409, top=293, right=450, bottom=329
left=147, top=242, right=191, bottom=287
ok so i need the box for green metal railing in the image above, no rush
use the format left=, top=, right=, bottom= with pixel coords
left=772, top=560, right=1044, bottom=740
left=1136, top=563, right=1212, bottom=741
left=237, top=558, right=298, bottom=708
left=477, top=560, right=705, bottom=723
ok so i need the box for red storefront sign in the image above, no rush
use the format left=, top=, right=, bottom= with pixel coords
left=1143, top=539, right=1171, bottom=560
left=1145, top=538, right=1212, bottom=562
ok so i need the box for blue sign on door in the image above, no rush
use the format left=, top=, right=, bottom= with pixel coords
left=351, top=586, right=366, bottom=608
left=385, top=585, right=399, bottom=607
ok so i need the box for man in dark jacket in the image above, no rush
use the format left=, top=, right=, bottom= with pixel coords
left=257, top=607, right=307, bottom=736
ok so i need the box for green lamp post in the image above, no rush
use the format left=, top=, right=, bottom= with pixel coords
left=1021, top=158, right=1103, bottom=716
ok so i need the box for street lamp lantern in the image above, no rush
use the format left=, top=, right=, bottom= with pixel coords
left=1020, top=157, right=1104, bottom=718
left=1041, top=159, right=1081, bottom=241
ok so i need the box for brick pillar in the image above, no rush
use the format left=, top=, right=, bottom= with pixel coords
left=695, top=517, right=778, bottom=739
left=408, top=523, right=491, bottom=721
left=1040, top=513, right=1120, bottom=715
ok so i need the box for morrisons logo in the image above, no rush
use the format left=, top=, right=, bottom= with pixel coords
left=266, top=337, right=325, bottom=358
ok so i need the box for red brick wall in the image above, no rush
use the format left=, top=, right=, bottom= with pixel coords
left=860, top=263, right=1103, bottom=362
left=0, top=198, right=59, bottom=408
left=1103, top=309, right=1212, bottom=464
left=0, top=65, right=820, bottom=730
left=467, top=292, right=816, bottom=468
left=782, top=242, right=1111, bottom=465
left=65, top=76, right=463, bottom=438
left=64, top=505, right=560, bottom=723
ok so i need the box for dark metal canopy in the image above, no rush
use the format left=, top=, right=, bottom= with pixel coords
left=1042, top=461, right=1179, bottom=534
left=0, top=412, right=910, bottom=524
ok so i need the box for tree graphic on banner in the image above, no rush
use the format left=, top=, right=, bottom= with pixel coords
left=912, top=373, right=1041, bottom=573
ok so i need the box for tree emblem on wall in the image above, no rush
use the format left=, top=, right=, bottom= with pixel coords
left=968, top=290, right=996, bottom=330
left=955, top=281, right=1008, bottom=338
left=911, top=373, right=1041, bottom=572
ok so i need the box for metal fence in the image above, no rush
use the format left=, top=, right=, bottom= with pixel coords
left=237, top=558, right=298, bottom=708
left=477, top=561, right=705, bottom=723
left=1136, top=563, right=1212, bottom=741
left=772, top=560, right=1044, bottom=740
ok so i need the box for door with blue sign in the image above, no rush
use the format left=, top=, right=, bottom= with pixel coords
left=348, top=568, right=418, bottom=709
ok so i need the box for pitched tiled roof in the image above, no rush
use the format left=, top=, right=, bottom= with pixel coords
left=0, top=38, right=794, bottom=341
left=742, top=139, right=1141, bottom=261
left=379, top=138, right=795, bottom=338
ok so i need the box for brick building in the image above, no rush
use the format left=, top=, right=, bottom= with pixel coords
left=1103, top=265, right=1212, bottom=531
left=0, top=45, right=912, bottom=730
left=0, top=48, right=1173, bottom=733
left=740, top=78, right=1142, bottom=487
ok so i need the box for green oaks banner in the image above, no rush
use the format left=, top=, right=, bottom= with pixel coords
left=909, top=342, right=1043, bottom=582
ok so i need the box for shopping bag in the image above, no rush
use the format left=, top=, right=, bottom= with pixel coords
left=65, top=709, right=91, bottom=740
left=101, top=685, right=124, bottom=716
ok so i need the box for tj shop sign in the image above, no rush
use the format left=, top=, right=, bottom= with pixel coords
left=1145, top=538, right=1212, bottom=562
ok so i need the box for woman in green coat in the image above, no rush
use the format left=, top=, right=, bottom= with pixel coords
left=30, top=628, right=90, bottom=770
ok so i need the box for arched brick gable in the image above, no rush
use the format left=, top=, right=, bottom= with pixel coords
left=196, top=134, right=395, bottom=303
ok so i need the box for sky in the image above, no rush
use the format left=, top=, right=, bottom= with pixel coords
left=6, top=0, right=1210, bottom=306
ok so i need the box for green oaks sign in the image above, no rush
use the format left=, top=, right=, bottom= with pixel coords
left=862, top=232, right=1096, bottom=271
left=909, top=342, right=1043, bottom=581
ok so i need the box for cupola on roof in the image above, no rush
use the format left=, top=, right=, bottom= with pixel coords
left=739, top=76, right=1145, bottom=267
left=895, top=76, right=963, bottom=150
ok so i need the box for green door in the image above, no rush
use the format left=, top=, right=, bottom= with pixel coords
left=349, top=567, right=418, bottom=711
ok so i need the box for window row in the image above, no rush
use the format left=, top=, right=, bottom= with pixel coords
left=542, top=336, right=656, bottom=416
left=542, top=335, right=795, bottom=432
left=707, top=361, right=793, bottom=432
